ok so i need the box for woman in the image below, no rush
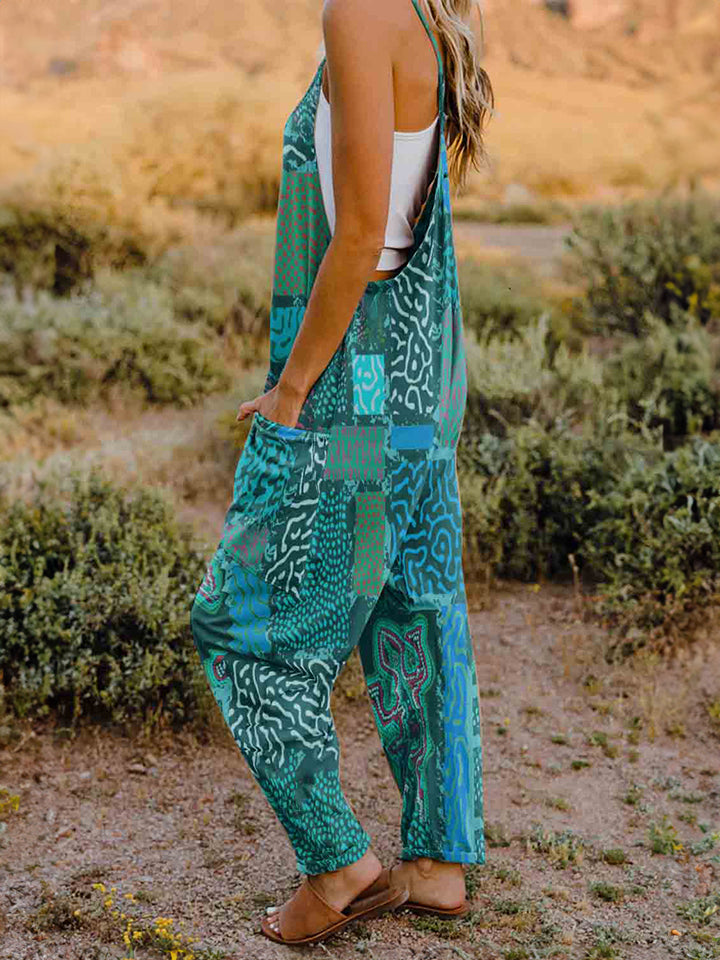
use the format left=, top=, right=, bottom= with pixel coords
left=190, top=0, right=493, bottom=946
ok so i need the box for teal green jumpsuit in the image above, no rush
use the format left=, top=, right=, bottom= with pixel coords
left=190, top=0, right=486, bottom=876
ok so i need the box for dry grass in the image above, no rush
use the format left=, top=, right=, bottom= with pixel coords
left=3, top=60, right=718, bottom=237
left=0, top=372, right=269, bottom=544
left=0, top=68, right=299, bottom=254
left=469, top=63, right=720, bottom=201
left=0, top=0, right=718, bottom=251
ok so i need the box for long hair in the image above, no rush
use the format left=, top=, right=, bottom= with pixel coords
left=417, top=0, right=494, bottom=191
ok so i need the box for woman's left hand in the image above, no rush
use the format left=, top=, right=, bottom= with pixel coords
left=236, top=385, right=305, bottom=429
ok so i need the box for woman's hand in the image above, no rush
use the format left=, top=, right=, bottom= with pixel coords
left=236, top=383, right=306, bottom=429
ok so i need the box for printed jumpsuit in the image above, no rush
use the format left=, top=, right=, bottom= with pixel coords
left=190, top=0, right=486, bottom=876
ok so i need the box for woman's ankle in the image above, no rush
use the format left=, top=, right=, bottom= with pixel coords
left=345, top=848, right=382, bottom=880
left=313, top=848, right=382, bottom=901
left=413, top=856, right=464, bottom=878
left=394, top=857, right=466, bottom=909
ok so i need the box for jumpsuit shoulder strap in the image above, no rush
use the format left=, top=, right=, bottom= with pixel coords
left=410, top=0, right=445, bottom=99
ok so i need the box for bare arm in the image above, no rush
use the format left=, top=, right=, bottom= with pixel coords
left=237, top=0, right=395, bottom=427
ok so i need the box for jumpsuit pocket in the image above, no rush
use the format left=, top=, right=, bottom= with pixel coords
left=220, top=411, right=330, bottom=598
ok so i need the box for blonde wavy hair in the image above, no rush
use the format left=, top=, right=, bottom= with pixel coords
left=318, top=0, right=494, bottom=192
left=417, top=0, right=494, bottom=191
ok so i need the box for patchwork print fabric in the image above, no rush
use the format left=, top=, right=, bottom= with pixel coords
left=353, top=354, right=386, bottom=414
left=353, top=492, right=386, bottom=596
left=190, top=0, right=485, bottom=876
left=325, top=425, right=385, bottom=481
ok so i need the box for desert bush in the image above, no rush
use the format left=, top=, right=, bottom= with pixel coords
left=454, top=198, right=569, bottom=226
left=147, top=223, right=275, bottom=335
left=463, top=314, right=605, bottom=434
left=0, top=191, right=276, bottom=314
left=458, top=258, right=553, bottom=343
left=0, top=67, right=291, bottom=288
left=0, top=271, right=230, bottom=408
left=564, top=194, right=720, bottom=337
left=601, top=315, right=720, bottom=442
left=459, top=415, right=720, bottom=652
left=0, top=471, right=208, bottom=727
left=0, top=202, right=148, bottom=296
left=580, top=437, right=720, bottom=657
left=458, top=415, right=658, bottom=582
left=462, top=308, right=720, bottom=445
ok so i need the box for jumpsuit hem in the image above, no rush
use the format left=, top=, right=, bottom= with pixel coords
left=297, top=832, right=372, bottom=876
left=400, top=846, right=486, bottom=865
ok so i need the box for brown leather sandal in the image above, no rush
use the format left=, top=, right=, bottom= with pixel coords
left=403, top=899, right=470, bottom=918
left=350, top=863, right=471, bottom=920
left=260, top=868, right=410, bottom=945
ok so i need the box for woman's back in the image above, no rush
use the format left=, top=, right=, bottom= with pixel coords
left=319, top=0, right=447, bottom=281
left=319, top=1, right=443, bottom=135
left=315, top=48, right=441, bottom=271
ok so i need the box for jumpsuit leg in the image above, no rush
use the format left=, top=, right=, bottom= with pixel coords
left=190, top=431, right=478, bottom=874
left=190, top=469, right=376, bottom=875
left=190, top=299, right=485, bottom=874
left=358, top=455, right=486, bottom=865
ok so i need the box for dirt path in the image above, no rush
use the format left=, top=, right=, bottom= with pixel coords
left=2, top=583, right=719, bottom=960
left=454, top=222, right=572, bottom=276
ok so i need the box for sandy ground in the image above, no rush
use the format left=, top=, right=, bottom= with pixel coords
left=2, top=583, right=719, bottom=960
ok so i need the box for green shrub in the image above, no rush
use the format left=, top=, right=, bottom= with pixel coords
left=0, top=471, right=207, bottom=727
left=564, top=194, right=720, bottom=337
left=463, top=307, right=720, bottom=447
left=146, top=223, right=275, bottom=335
left=589, top=882, right=625, bottom=903
left=676, top=891, right=720, bottom=926
left=647, top=816, right=682, bottom=855
left=525, top=823, right=586, bottom=868
left=0, top=203, right=148, bottom=295
left=601, top=315, right=720, bottom=441
left=580, top=437, right=720, bottom=656
left=602, top=848, right=628, bottom=865
left=463, top=314, right=606, bottom=434
left=458, top=257, right=552, bottom=343
left=458, top=416, right=656, bottom=582
left=459, top=418, right=720, bottom=649
left=0, top=271, right=230, bottom=408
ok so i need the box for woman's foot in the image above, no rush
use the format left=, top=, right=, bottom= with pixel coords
left=265, top=848, right=384, bottom=935
left=390, top=857, right=466, bottom=910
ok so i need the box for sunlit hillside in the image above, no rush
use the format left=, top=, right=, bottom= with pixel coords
left=0, top=0, right=718, bottom=236
left=486, top=0, right=720, bottom=79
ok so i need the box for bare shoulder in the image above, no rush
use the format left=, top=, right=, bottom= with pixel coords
left=322, top=0, right=407, bottom=37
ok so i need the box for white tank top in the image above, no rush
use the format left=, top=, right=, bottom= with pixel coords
left=315, top=85, right=440, bottom=271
